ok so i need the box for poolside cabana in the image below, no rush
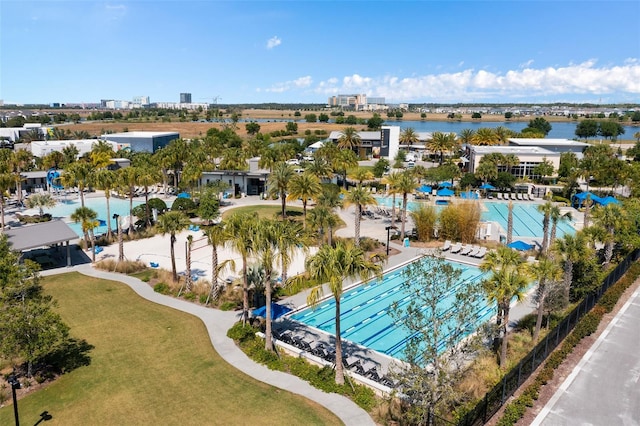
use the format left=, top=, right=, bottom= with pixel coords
left=438, top=182, right=453, bottom=188
left=598, top=196, right=620, bottom=206
left=4, top=220, right=78, bottom=267
left=437, top=188, right=454, bottom=197
left=572, top=192, right=603, bottom=207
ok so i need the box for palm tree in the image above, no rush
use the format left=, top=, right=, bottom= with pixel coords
left=382, top=171, right=403, bottom=223
left=137, top=166, right=160, bottom=227
left=157, top=211, right=191, bottom=282
left=472, top=128, right=500, bottom=146
left=396, top=171, right=418, bottom=240
left=308, top=205, right=338, bottom=246
left=226, top=212, right=259, bottom=323
left=25, top=193, right=56, bottom=217
left=553, top=232, right=587, bottom=305
left=348, top=167, right=374, bottom=185
left=71, top=206, right=99, bottom=263
left=591, top=203, right=627, bottom=266
left=331, top=149, right=358, bottom=190
left=494, top=126, right=514, bottom=145
left=475, top=161, right=499, bottom=186
left=537, top=201, right=554, bottom=254
left=203, top=223, right=233, bottom=305
left=0, top=173, right=14, bottom=230
left=304, top=157, right=334, bottom=181
left=268, top=162, right=294, bottom=220
left=337, top=127, right=361, bottom=152
left=400, top=127, right=419, bottom=148
left=10, top=149, right=34, bottom=205
left=506, top=200, right=514, bottom=245
left=286, top=173, right=322, bottom=227
left=428, top=132, right=453, bottom=164
left=304, top=241, right=381, bottom=384
left=459, top=128, right=476, bottom=145
left=118, top=166, right=139, bottom=236
left=530, top=257, right=562, bottom=343
left=94, top=169, right=117, bottom=239
left=549, top=207, right=572, bottom=249
left=343, top=185, right=377, bottom=246
left=480, top=246, right=530, bottom=368
left=253, top=219, right=279, bottom=351
left=502, top=154, right=520, bottom=174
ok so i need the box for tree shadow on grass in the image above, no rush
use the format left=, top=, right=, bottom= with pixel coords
left=38, top=338, right=95, bottom=376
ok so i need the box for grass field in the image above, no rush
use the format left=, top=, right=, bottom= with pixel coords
left=0, top=273, right=341, bottom=426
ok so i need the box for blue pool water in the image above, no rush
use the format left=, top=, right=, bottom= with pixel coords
left=375, top=197, right=575, bottom=238
left=290, top=261, right=491, bottom=359
left=45, top=197, right=143, bottom=237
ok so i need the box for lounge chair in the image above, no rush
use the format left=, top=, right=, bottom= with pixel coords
left=468, top=246, right=481, bottom=257
left=528, top=193, right=535, bottom=201
left=509, top=193, right=516, bottom=200
left=450, top=242, right=462, bottom=254
left=460, top=245, right=473, bottom=256
left=442, top=240, right=452, bottom=251
left=516, top=193, right=522, bottom=201
left=497, top=193, right=503, bottom=200
left=474, top=247, right=487, bottom=258
left=150, top=262, right=159, bottom=268
left=94, top=246, right=103, bottom=254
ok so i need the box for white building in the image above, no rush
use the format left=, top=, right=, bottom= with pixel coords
left=102, top=131, right=179, bottom=153
left=328, top=125, right=400, bottom=160
left=30, top=139, right=124, bottom=159
left=465, top=145, right=561, bottom=179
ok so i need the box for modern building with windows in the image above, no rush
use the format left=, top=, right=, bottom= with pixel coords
left=180, top=93, right=192, bottom=103
left=29, top=139, right=124, bottom=159
left=102, top=131, right=179, bottom=153
left=465, top=145, right=561, bottom=179
left=199, top=157, right=269, bottom=197
left=507, top=138, right=590, bottom=158
left=328, top=125, right=400, bottom=160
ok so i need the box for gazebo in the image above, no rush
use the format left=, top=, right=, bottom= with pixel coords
left=4, top=220, right=78, bottom=267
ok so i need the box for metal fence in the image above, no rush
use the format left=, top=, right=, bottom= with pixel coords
left=459, top=249, right=640, bottom=426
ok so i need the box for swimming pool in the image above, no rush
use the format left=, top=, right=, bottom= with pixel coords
left=45, top=197, right=143, bottom=237
left=290, top=260, right=491, bottom=360
left=375, top=197, right=575, bottom=238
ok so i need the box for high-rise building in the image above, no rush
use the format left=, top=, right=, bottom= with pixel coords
left=132, top=96, right=150, bottom=106
left=180, top=93, right=192, bottom=103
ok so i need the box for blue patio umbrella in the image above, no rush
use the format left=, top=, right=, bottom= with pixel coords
left=507, top=240, right=534, bottom=251
left=418, top=184, right=432, bottom=193
left=437, top=188, right=455, bottom=197
left=439, top=181, right=453, bottom=188
left=177, top=192, right=191, bottom=199
left=98, top=219, right=107, bottom=226
left=252, top=303, right=292, bottom=320
left=479, top=183, right=496, bottom=190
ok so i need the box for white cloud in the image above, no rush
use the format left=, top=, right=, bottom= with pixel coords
left=266, top=36, right=281, bottom=49
left=312, top=60, right=640, bottom=101
left=263, top=75, right=313, bottom=93
left=520, top=59, right=534, bottom=68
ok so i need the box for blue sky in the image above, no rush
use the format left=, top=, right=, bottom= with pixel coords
left=2, top=1, right=639, bottom=105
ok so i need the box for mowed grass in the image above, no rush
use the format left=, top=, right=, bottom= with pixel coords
left=0, top=273, right=341, bottom=426
left=222, top=205, right=304, bottom=220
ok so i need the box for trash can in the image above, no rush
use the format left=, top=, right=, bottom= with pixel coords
left=403, top=237, right=410, bottom=247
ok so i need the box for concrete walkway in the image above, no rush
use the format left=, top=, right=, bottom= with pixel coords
left=42, top=264, right=375, bottom=426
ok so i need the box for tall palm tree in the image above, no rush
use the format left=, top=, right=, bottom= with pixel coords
left=254, top=219, right=282, bottom=351
left=226, top=212, right=259, bottom=323
left=137, top=166, right=161, bottom=227
left=337, top=127, right=361, bottom=152
left=397, top=171, right=418, bottom=240
left=286, top=173, right=322, bottom=228
left=553, top=232, right=587, bottom=305
left=268, top=162, right=294, bottom=220
left=343, top=185, right=377, bottom=246
left=348, top=167, right=374, bottom=185
left=331, top=149, right=358, bottom=190
left=118, top=166, right=139, bottom=236
left=308, top=205, right=338, bottom=246
left=157, top=211, right=191, bottom=282
left=502, top=154, right=520, bottom=174
left=0, top=173, right=14, bottom=231
left=94, top=169, right=117, bottom=239
left=428, top=132, right=453, bottom=164
left=10, top=149, right=34, bottom=205
left=71, top=206, right=99, bottom=263
left=382, top=171, right=403, bottom=223
left=203, top=223, right=233, bottom=305
left=305, top=241, right=381, bottom=384
left=591, top=203, right=627, bottom=266
left=530, top=257, right=562, bottom=343
left=480, top=246, right=530, bottom=368
left=399, top=127, right=419, bottom=148
left=459, top=128, right=476, bottom=145
left=506, top=200, right=514, bottom=245
left=304, top=157, right=334, bottom=182
left=475, top=160, right=499, bottom=186
left=62, top=161, right=93, bottom=207
left=537, top=201, right=554, bottom=254
left=494, top=126, right=514, bottom=145
left=549, top=207, right=572, bottom=250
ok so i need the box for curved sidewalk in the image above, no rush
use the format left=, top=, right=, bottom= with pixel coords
left=44, top=265, right=375, bottom=426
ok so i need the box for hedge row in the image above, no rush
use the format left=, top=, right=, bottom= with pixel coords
left=226, top=323, right=378, bottom=411
left=497, top=262, right=640, bottom=426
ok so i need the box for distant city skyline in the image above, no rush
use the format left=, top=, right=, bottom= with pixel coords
left=2, top=1, right=639, bottom=105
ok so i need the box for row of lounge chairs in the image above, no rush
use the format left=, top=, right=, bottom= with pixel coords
left=275, top=330, right=395, bottom=388
left=442, top=240, right=487, bottom=258
left=496, top=192, right=535, bottom=201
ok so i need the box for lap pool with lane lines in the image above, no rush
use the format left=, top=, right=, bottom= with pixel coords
left=290, top=260, right=492, bottom=360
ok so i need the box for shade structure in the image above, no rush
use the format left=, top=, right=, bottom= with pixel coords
left=177, top=192, right=191, bottom=199
left=418, top=184, right=432, bottom=193
left=98, top=219, right=107, bottom=226
left=438, top=181, right=453, bottom=188
left=252, top=303, right=292, bottom=319
left=437, top=188, right=455, bottom=197
left=598, top=196, right=620, bottom=206
left=479, top=183, right=496, bottom=190
left=508, top=240, right=534, bottom=251
left=572, top=191, right=603, bottom=206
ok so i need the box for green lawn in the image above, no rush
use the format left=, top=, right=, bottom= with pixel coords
left=222, top=204, right=304, bottom=220
left=0, top=273, right=341, bottom=426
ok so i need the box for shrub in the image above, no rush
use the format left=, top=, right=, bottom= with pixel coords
left=153, top=282, right=171, bottom=295
left=226, top=322, right=259, bottom=342
left=96, top=259, right=147, bottom=274
left=219, top=301, right=237, bottom=311
left=171, top=197, right=196, bottom=213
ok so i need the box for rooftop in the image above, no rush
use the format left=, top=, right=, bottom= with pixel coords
left=5, top=220, right=78, bottom=251
left=471, top=145, right=557, bottom=155
left=508, top=138, right=590, bottom=147
left=103, top=131, right=179, bottom=138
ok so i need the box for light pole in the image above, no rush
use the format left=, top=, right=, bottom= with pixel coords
left=8, top=374, right=20, bottom=426
left=385, top=225, right=395, bottom=257
left=113, top=214, right=123, bottom=262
